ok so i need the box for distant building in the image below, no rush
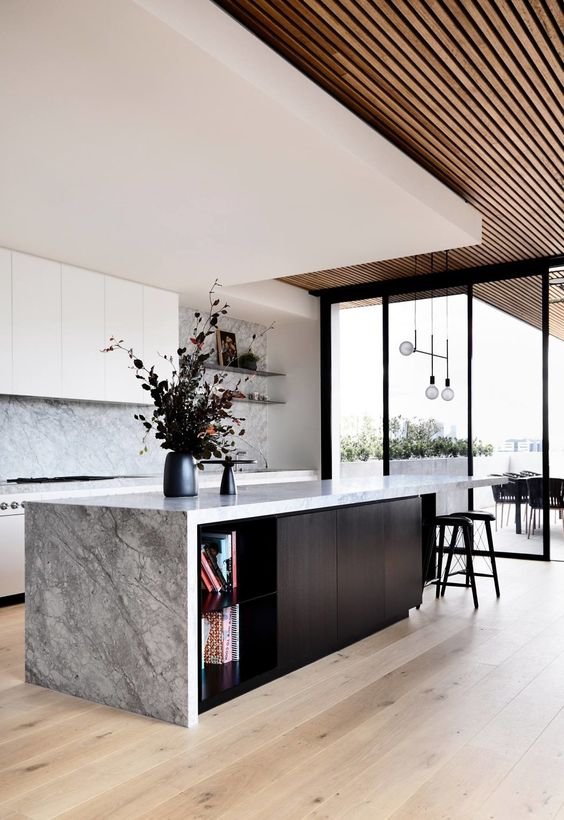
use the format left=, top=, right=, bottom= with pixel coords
left=499, top=438, right=542, bottom=453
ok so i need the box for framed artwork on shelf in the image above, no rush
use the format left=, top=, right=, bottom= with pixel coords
left=216, top=329, right=238, bottom=367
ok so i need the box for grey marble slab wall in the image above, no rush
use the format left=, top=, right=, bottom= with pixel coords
left=25, top=503, right=190, bottom=725
left=0, top=309, right=268, bottom=479
left=0, top=394, right=167, bottom=478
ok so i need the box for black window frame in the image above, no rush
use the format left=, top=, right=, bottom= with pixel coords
left=316, top=253, right=564, bottom=562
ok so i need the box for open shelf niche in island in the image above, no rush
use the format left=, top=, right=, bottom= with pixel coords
left=199, top=517, right=278, bottom=709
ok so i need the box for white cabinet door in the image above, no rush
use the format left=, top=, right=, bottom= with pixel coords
left=12, top=252, right=61, bottom=397
left=62, top=265, right=105, bottom=401
left=104, top=276, right=145, bottom=403
left=0, top=248, right=12, bottom=393
left=143, top=286, right=179, bottom=375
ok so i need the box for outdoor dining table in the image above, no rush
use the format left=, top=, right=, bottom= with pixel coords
left=511, top=477, right=528, bottom=535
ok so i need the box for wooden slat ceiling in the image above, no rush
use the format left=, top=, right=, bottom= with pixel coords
left=215, top=0, right=563, bottom=292
left=340, top=272, right=564, bottom=340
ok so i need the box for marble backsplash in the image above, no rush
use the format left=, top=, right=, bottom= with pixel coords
left=0, top=309, right=268, bottom=479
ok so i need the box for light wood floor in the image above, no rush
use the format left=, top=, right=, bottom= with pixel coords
left=2, top=559, right=564, bottom=819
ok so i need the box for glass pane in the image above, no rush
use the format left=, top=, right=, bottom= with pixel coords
left=549, top=270, right=564, bottom=560
left=338, top=300, right=383, bottom=480
left=473, top=276, right=543, bottom=556
left=389, top=290, right=468, bottom=515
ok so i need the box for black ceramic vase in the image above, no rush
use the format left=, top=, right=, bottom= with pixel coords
left=163, top=452, right=198, bottom=497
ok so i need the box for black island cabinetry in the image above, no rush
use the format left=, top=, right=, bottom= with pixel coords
left=199, top=496, right=422, bottom=712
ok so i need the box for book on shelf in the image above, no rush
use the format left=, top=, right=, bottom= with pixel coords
left=202, top=605, right=240, bottom=665
left=200, top=551, right=223, bottom=592
left=201, top=530, right=238, bottom=591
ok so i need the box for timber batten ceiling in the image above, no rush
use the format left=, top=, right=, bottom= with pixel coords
left=215, top=0, right=564, bottom=291
left=340, top=272, right=564, bottom=341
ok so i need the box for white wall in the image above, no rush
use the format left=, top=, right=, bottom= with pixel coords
left=267, top=314, right=321, bottom=471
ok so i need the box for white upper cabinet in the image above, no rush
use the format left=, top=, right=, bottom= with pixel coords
left=12, top=252, right=62, bottom=398
left=104, top=276, right=145, bottom=404
left=3, top=249, right=178, bottom=404
left=143, top=286, right=179, bottom=375
left=0, top=248, right=12, bottom=393
left=61, top=265, right=105, bottom=401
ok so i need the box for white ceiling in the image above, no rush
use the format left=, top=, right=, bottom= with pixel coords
left=0, top=0, right=481, bottom=321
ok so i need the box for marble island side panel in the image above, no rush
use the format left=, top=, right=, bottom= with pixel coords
left=25, top=503, right=192, bottom=726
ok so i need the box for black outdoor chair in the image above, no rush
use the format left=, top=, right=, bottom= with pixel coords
left=526, top=477, right=564, bottom=538
left=491, top=477, right=524, bottom=530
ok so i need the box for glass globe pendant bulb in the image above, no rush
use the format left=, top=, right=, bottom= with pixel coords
left=399, top=340, right=414, bottom=356
left=425, top=376, right=439, bottom=400
left=441, top=377, right=454, bottom=401
left=442, top=381, right=455, bottom=401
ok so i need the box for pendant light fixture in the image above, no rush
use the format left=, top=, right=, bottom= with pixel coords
left=425, top=254, right=439, bottom=401
left=399, top=257, right=417, bottom=356
left=399, top=250, right=454, bottom=401
left=441, top=251, right=455, bottom=401
left=425, top=259, right=439, bottom=399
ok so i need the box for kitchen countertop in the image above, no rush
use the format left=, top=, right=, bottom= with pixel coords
left=27, top=473, right=507, bottom=522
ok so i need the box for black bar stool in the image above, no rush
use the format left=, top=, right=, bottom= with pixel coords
left=423, top=514, right=478, bottom=608
left=450, top=511, right=501, bottom=598
left=435, top=515, right=478, bottom=609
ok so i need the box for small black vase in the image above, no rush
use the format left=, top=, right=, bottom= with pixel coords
left=163, top=452, right=198, bottom=497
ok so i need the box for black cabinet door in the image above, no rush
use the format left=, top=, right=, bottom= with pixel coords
left=383, top=497, right=422, bottom=620
left=337, top=504, right=386, bottom=646
left=277, top=510, right=337, bottom=670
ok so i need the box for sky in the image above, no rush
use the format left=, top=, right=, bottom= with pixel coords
left=339, top=294, right=564, bottom=454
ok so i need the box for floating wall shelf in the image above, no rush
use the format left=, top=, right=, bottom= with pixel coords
left=205, top=363, right=286, bottom=378
left=233, top=398, right=286, bottom=406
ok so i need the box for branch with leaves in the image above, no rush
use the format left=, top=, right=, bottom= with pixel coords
left=103, top=281, right=246, bottom=466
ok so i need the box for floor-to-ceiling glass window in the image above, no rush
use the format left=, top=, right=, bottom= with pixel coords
left=473, top=276, right=544, bottom=556
left=331, top=264, right=561, bottom=560
left=338, top=300, right=384, bottom=479
left=549, top=270, right=564, bottom=561
left=388, top=290, right=468, bottom=514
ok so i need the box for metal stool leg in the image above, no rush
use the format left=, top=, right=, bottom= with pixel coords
left=485, top=519, right=501, bottom=597
left=440, top=525, right=458, bottom=598
left=463, top=525, right=479, bottom=608
left=435, top=524, right=446, bottom=599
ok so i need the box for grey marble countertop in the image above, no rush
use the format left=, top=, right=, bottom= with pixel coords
left=27, top=474, right=506, bottom=524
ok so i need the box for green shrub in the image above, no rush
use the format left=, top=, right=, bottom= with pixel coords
left=340, top=416, right=494, bottom=462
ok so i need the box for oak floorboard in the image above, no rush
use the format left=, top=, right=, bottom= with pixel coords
left=0, top=562, right=563, bottom=818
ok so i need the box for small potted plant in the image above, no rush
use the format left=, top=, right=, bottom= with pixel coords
left=236, top=322, right=275, bottom=371
left=104, top=281, right=246, bottom=497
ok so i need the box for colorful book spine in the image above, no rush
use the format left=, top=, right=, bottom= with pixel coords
left=203, top=544, right=228, bottom=590
left=231, top=531, right=237, bottom=589
left=202, top=605, right=240, bottom=665
left=201, top=531, right=238, bottom=590
left=231, top=604, right=239, bottom=661
left=201, top=551, right=222, bottom=592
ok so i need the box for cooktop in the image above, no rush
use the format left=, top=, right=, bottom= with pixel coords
left=7, top=476, right=116, bottom=484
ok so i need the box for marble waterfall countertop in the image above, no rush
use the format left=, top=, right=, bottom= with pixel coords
left=24, top=472, right=506, bottom=729
left=28, top=473, right=507, bottom=523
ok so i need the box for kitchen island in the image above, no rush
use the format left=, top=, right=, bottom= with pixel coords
left=25, top=474, right=504, bottom=727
